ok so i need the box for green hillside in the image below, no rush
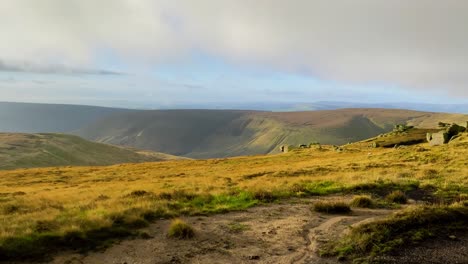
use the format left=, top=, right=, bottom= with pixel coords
left=76, top=108, right=468, bottom=158
left=0, top=133, right=185, bottom=170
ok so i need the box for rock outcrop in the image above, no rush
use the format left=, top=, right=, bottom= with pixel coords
left=279, top=145, right=289, bottom=153
left=427, top=123, right=467, bottom=146
left=427, top=131, right=449, bottom=146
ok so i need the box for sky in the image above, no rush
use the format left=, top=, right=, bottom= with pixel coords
left=1, top=0, right=468, bottom=108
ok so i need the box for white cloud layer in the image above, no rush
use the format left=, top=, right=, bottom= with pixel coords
left=1, top=0, right=468, bottom=96
left=0, top=60, right=121, bottom=75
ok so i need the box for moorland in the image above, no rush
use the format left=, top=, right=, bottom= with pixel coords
left=0, top=126, right=467, bottom=263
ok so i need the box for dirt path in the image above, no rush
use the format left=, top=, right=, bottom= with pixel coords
left=44, top=198, right=394, bottom=264
left=374, top=230, right=468, bottom=264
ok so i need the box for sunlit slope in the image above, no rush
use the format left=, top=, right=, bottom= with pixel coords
left=76, top=108, right=468, bottom=158
left=406, top=112, right=468, bottom=128
left=0, top=133, right=184, bottom=170
left=0, top=132, right=467, bottom=259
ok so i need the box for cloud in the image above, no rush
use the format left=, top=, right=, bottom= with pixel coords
left=0, top=60, right=122, bottom=75
left=1, top=0, right=468, bottom=96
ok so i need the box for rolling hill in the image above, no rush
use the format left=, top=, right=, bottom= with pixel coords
left=1, top=102, right=466, bottom=159
left=0, top=102, right=132, bottom=133
left=75, top=108, right=468, bottom=158
left=1, top=130, right=467, bottom=262
left=0, top=133, right=185, bottom=170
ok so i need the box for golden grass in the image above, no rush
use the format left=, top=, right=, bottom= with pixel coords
left=350, top=195, right=374, bottom=208
left=167, top=218, right=195, bottom=239
left=0, top=134, right=467, bottom=258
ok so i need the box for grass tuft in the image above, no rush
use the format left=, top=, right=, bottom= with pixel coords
left=167, top=218, right=195, bottom=239
left=313, top=200, right=351, bottom=214
left=386, top=190, right=408, bottom=204
left=350, top=195, right=374, bottom=208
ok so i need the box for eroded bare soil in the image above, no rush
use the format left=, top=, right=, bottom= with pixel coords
left=9, top=197, right=467, bottom=264
left=47, top=197, right=393, bottom=264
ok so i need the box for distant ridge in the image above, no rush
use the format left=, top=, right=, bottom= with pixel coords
left=75, top=108, right=468, bottom=158
left=1, top=102, right=467, bottom=159
left=0, top=133, right=185, bottom=170
left=0, top=102, right=132, bottom=133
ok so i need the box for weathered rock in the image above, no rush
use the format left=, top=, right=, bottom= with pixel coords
left=426, top=133, right=433, bottom=142
left=429, top=131, right=449, bottom=146
left=427, top=122, right=466, bottom=146
left=279, top=145, right=289, bottom=153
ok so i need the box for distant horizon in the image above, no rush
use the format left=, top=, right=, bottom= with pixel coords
left=1, top=100, right=468, bottom=114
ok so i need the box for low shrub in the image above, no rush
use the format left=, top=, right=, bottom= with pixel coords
left=167, top=219, right=195, bottom=239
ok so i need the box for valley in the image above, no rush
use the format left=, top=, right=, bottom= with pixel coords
left=0, top=129, right=467, bottom=263
left=76, top=108, right=468, bottom=158
left=3, top=2, right=468, bottom=263
left=2, top=102, right=468, bottom=159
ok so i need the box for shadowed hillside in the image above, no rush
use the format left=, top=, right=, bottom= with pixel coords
left=76, top=108, right=468, bottom=158
left=76, top=110, right=254, bottom=157
left=0, top=133, right=185, bottom=170
left=0, top=102, right=131, bottom=133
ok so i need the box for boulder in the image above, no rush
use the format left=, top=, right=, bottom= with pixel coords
left=429, top=131, right=449, bottom=146
left=279, top=145, right=289, bottom=153
left=426, top=133, right=433, bottom=142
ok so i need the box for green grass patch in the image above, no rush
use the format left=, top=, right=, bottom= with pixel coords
left=0, top=191, right=257, bottom=260
left=0, top=221, right=134, bottom=261
left=346, top=179, right=420, bottom=197
left=227, top=222, right=250, bottom=233
left=290, top=181, right=344, bottom=196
